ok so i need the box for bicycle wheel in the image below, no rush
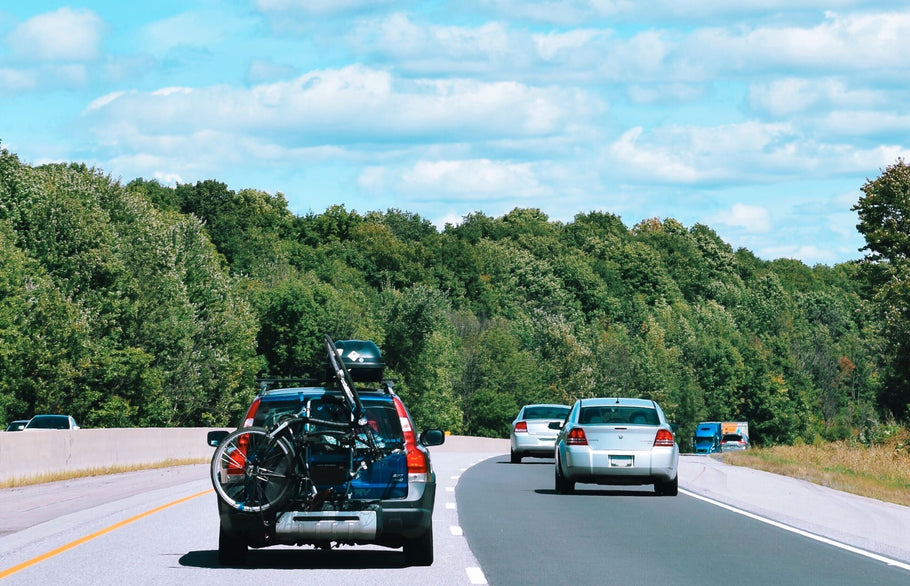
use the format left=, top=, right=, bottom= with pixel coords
left=211, top=427, right=294, bottom=513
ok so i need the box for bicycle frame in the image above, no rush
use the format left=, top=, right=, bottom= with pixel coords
left=211, top=335, right=383, bottom=514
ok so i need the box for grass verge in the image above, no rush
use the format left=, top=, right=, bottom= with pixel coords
left=721, top=439, right=910, bottom=507
left=0, top=457, right=210, bottom=489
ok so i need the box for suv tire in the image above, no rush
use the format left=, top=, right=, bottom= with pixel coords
left=403, top=524, right=434, bottom=566
left=218, top=526, right=248, bottom=566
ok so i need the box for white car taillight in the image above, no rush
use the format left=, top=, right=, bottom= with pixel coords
left=653, top=428, right=675, bottom=447
left=567, top=428, right=588, bottom=445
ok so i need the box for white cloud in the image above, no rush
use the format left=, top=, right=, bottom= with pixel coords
left=5, top=8, right=104, bottom=62
left=607, top=121, right=808, bottom=184
left=749, top=78, right=884, bottom=118
left=400, top=159, right=546, bottom=198
left=140, top=10, right=252, bottom=55
left=254, top=0, right=402, bottom=15
left=247, top=59, right=298, bottom=83
left=0, top=68, right=37, bottom=92
left=710, top=204, right=772, bottom=233
left=83, top=65, right=600, bottom=147
left=685, top=11, right=910, bottom=73
left=758, top=243, right=840, bottom=264
left=609, top=127, right=700, bottom=183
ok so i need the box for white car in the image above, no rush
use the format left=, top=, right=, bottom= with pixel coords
left=553, top=397, right=679, bottom=496
left=510, top=404, right=570, bottom=463
left=23, top=414, right=80, bottom=430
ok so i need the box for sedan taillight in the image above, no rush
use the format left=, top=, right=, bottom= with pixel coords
left=653, top=428, right=675, bottom=447
left=514, top=421, right=528, bottom=433
left=567, top=428, right=588, bottom=445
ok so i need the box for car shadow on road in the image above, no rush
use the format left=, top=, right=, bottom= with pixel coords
left=535, top=488, right=660, bottom=497
left=179, top=548, right=410, bottom=570
left=497, top=458, right=554, bottom=465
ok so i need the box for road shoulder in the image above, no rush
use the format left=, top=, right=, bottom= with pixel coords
left=679, top=454, right=910, bottom=564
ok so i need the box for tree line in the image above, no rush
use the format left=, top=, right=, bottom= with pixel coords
left=1, top=142, right=908, bottom=446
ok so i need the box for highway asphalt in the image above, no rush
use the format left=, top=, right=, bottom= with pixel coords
left=3, top=435, right=908, bottom=569
left=436, top=435, right=910, bottom=565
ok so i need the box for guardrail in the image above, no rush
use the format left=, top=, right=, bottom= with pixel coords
left=0, top=428, right=222, bottom=484
left=0, top=429, right=511, bottom=485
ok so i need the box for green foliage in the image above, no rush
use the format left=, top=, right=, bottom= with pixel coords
left=0, top=150, right=259, bottom=427
left=854, top=159, right=910, bottom=420
left=1, top=141, right=904, bottom=447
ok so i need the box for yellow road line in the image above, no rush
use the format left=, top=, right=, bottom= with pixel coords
left=0, top=488, right=213, bottom=579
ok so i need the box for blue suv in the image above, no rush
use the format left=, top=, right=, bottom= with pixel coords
left=207, top=339, right=445, bottom=566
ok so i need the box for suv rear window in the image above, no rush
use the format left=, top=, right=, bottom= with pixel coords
left=255, top=394, right=404, bottom=447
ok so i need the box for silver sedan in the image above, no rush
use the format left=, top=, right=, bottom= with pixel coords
left=510, top=404, right=570, bottom=463
left=553, top=397, right=679, bottom=496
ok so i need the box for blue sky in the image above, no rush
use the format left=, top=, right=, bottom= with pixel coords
left=2, top=1, right=908, bottom=266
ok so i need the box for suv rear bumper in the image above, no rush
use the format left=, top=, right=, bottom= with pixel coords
left=218, top=478, right=436, bottom=548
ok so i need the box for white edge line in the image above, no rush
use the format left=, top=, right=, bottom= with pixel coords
left=680, top=488, right=910, bottom=572
left=466, top=566, right=488, bottom=584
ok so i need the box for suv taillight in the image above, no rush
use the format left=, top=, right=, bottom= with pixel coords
left=654, top=428, right=675, bottom=447
left=226, top=433, right=249, bottom=476
left=514, top=421, right=528, bottom=433
left=392, top=396, right=430, bottom=479
left=241, top=397, right=261, bottom=428
left=567, top=428, right=588, bottom=445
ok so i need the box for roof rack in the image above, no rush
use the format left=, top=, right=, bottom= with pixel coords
left=255, top=377, right=321, bottom=394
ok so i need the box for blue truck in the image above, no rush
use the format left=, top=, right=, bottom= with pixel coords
left=693, top=421, right=722, bottom=454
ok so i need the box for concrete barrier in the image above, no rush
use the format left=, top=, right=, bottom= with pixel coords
left=0, top=429, right=511, bottom=484
left=0, top=428, right=222, bottom=484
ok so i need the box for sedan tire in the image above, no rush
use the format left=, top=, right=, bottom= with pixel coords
left=655, top=475, right=678, bottom=496
left=554, top=458, right=574, bottom=494
left=510, top=450, right=522, bottom=464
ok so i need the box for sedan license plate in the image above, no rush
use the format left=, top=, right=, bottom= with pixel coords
left=610, top=455, right=633, bottom=467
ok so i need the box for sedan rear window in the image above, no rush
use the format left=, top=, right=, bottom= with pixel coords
left=579, top=407, right=659, bottom=425
left=523, top=406, right=569, bottom=420
left=26, top=415, right=73, bottom=429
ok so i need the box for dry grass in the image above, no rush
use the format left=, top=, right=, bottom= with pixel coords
left=721, top=433, right=910, bottom=507
left=0, top=457, right=209, bottom=489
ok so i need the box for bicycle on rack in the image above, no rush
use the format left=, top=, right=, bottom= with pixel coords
left=210, top=335, right=379, bottom=514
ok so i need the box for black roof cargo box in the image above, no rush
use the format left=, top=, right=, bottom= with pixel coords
left=327, top=340, right=386, bottom=383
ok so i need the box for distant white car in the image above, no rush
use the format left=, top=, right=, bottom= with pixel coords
left=23, top=414, right=80, bottom=430
left=510, top=403, right=570, bottom=463
left=4, top=419, right=29, bottom=432
left=720, top=433, right=749, bottom=452
left=553, top=397, right=679, bottom=496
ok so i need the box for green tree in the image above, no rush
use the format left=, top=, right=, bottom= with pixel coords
left=853, top=159, right=910, bottom=419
